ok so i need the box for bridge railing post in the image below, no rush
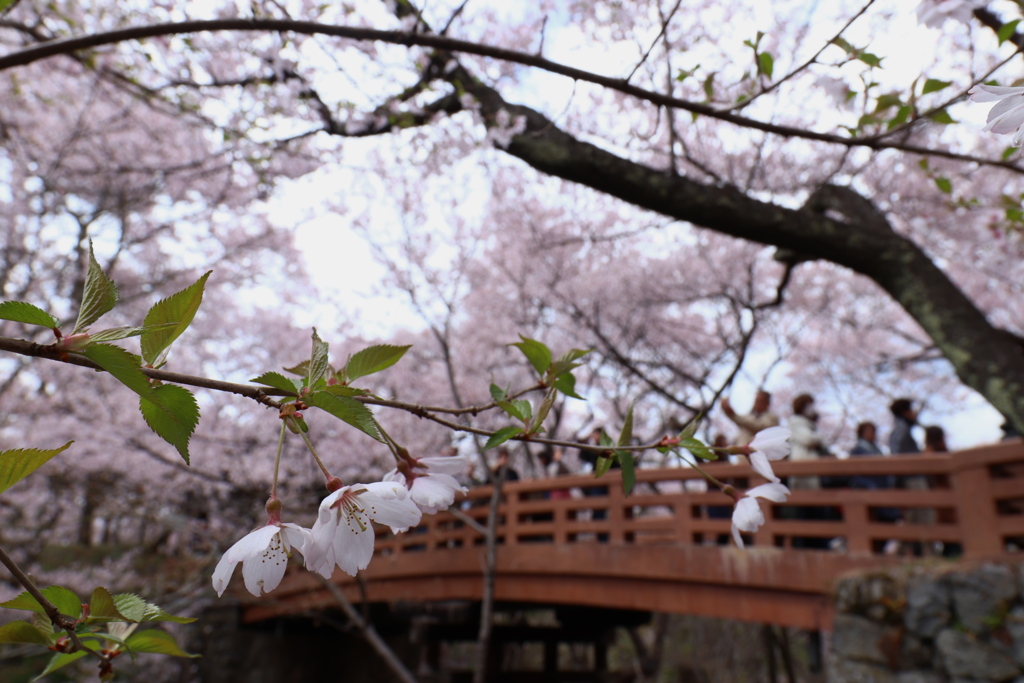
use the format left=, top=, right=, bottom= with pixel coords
left=950, top=455, right=1002, bottom=557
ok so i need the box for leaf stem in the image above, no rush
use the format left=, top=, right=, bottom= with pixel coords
left=292, top=420, right=331, bottom=479
left=271, top=421, right=286, bottom=498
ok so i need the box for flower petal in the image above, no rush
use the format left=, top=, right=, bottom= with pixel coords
left=749, top=451, right=781, bottom=483
left=747, top=482, right=791, bottom=502
left=211, top=525, right=280, bottom=596
left=240, top=531, right=290, bottom=596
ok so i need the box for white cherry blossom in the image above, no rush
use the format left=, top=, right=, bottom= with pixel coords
left=305, top=481, right=422, bottom=578
left=747, top=426, right=791, bottom=483
left=731, top=482, right=791, bottom=548
left=212, top=522, right=311, bottom=597
left=383, top=454, right=469, bottom=519
left=969, top=85, right=1024, bottom=146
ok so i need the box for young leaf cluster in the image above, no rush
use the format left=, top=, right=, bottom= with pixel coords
left=0, top=586, right=196, bottom=680
left=0, top=244, right=210, bottom=463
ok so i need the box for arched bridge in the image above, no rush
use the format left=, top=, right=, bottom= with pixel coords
left=244, top=441, right=1024, bottom=631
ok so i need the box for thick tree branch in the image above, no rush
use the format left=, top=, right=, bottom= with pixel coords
left=0, top=18, right=1018, bottom=172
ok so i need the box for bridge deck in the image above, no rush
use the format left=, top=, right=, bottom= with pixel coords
left=244, top=441, right=1024, bottom=630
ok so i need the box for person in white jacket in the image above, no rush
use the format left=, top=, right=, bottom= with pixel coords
left=788, top=394, right=826, bottom=491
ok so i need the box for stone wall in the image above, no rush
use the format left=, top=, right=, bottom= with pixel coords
left=830, top=562, right=1024, bottom=683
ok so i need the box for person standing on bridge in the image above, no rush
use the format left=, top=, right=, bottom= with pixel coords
left=721, top=390, right=779, bottom=446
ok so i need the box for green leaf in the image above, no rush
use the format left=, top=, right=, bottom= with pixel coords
left=489, top=383, right=508, bottom=402
left=344, top=344, right=411, bottom=382
left=702, top=72, right=716, bottom=99
left=998, top=19, right=1020, bottom=44
left=757, top=52, right=774, bottom=79
left=0, top=301, right=59, bottom=328
left=594, top=455, right=613, bottom=478
left=887, top=105, right=912, bottom=129
left=1002, top=146, right=1018, bottom=161
left=82, top=343, right=150, bottom=395
left=681, top=437, right=715, bottom=461
left=139, top=603, right=195, bottom=624
left=88, top=587, right=132, bottom=622
left=934, top=177, right=953, bottom=194
left=677, top=416, right=700, bottom=441
left=553, top=372, right=583, bottom=400
left=72, top=241, right=119, bottom=334
left=250, top=372, right=301, bottom=394
left=34, top=651, right=89, bottom=681
left=496, top=399, right=526, bottom=422
left=307, top=328, right=330, bottom=388
left=124, top=629, right=198, bottom=657
left=304, top=391, right=382, bottom=442
left=928, top=109, right=956, bottom=124
left=619, top=451, right=636, bottom=496
left=830, top=37, right=854, bottom=54
left=282, top=360, right=309, bottom=376
left=0, top=441, right=73, bottom=494
left=617, top=403, right=635, bottom=447
left=857, top=52, right=882, bottom=68
left=874, top=93, right=902, bottom=112
left=921, top=78, right=951, bottom=95
left=484, top=426, right=523, bottom=451
left=139, top=385, right=199, bottom=464
left=510, top=335, right=551, bottom=375
left=322, top=384, right=369, bottom=397
left=140, top=271, right=211, bottom=365
left=0, top=586, right=82, bottom=619
left=0, top=0, right=18, bottom=12
left=90, top=324, right=175, bottom=344
left=0, top=620, right=52, bottom=645
left=530, top=390, right=557, bottom=434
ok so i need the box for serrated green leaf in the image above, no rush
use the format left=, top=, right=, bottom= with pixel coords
left=510, top=335, right=551, bottom=375
left=921, top=78, right=951, bottom=95
left=88, top=587, right=130, bottom=622
left=82, top=343, right=150, bottom=395
left=757, top=52, right=773, bottom=78
left=322, top=384, right=369, bottom=397
left=594, top=455, right=613, bottom=477
left=998, top=19, right=1020, bottom=44
left=934, top=177, right=952, bottom=194
left=678, top=416, right=700, bottom=441
left=283, top=360, right=309, bottom=376
left=489, top=383, right=508, bottom=402
left=306, top=328, right=330, bottom=389
left=484, top=426, right=523, bottom=451
left=0, top=620, right=53, bottom=645
left=139, top=385, right=199, bottom=464
left=141, top=271, right=211, bottom=365
left=598, top=430, right=614, bottom=448
left=619, top=451, right=636, bottom=496
left=0, top=441, right=73, bottom=494
left=0, top=586, right=82, bottom=619
left=0, top=301, right=59, bottom=328
left=530, top=390, right=557, bottom=434
left=250, top=372, right=301, bottom=394
left=345, top=344, right=411, bottom=382
left=497, top=400, right=527, bottom=422
left=304, top=391, right=381, bottom=441
left=125, top=629, right=198, bottom=657
left=617, top=403, right=635, bottom=447
left=34, top=650, right=89, bottom=681
left=72, top=241, right=119, bottom=334
left=140, top=603, right=195, bottom=624
left=90, top=323, right=175, bottom=344
left=928, top=109, right=956, bottom=124
left=553, top=372, right=584, bottom=400
left=111, top=593, right=147, bottom=623
left=681, top=437, right=715, bottom=461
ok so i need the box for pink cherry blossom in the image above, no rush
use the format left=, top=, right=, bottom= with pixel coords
left=748, top=426, right=792, bottom=483
left=731, top=482, right=791, bottom=549
left=969, top=85, right=1024, bottom=147
left=305, top=481, right=422, bottom=578
left=915, top=0, right=980, bottom=28
left=383, top=454, right=469, bottom=519
left=212, top=522, right=311, bottom=597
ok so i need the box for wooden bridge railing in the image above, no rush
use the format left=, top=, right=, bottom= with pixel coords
left=381, top=439, right=1024, bottom=558
left=244, top=440, right=1022, bottom=629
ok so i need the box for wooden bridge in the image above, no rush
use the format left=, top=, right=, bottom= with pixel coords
left=244, top=441, right=1024, bottom=632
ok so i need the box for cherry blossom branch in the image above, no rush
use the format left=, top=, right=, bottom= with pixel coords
left=0, top=18, right=1019, bottom=172
left=0, top=542, right=110, bottom=667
